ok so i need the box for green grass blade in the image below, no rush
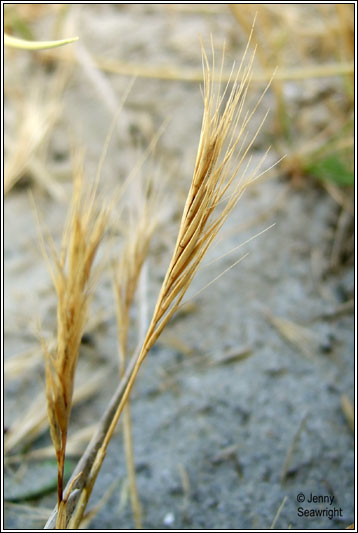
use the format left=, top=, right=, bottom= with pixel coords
left=307, top=154, right=354, bottom=187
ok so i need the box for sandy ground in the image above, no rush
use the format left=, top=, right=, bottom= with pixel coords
left=4, top=4, right=354, bottom=530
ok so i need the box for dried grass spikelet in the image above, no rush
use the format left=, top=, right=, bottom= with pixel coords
left=68, top=34, right=274, bottom=528
left=4, top=88, right=60, bottom=195
left=113, top=174, right=162, bottom=528
left=42, top=156, right=109, bottom=514
left=4, top=60, right=72, bottom=197
left=114, top=175, right=162, bottom=362
left=103, top=38, right=275, bottom=438
left=114, top=215, right=153, bottom=359
left=134, top=40, right=273, bottom=365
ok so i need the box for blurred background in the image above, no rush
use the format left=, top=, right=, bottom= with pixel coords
left=4, top=4, right=354, bottom=530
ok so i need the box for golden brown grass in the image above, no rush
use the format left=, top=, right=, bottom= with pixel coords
left=114, top=180, right=161, bottom=366
left=112, top=177, right=161, bottom=528
left=5, top=423, right=100, bottom=464
left=122, top=41, right=270, bottom=360
left=230, top=3, right=354, bottom=209
left=4, top=6, right=353, bottom=529
left=50, top=32, right=275, bottom=528
left=40, top=47, right=353, bottom=84
left=341, top=394, right=354, bottom=434
left=4, top=61, right=72, bottom=198
left=4, top=7, right=76, bottom=196
left=263, top=309, right=321, bottom=360
left=40, top=157, right=109, bottom=525
left=4, top=86, right=61, bottom=196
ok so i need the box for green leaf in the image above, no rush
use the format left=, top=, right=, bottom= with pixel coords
left=5, top=459, right=75, bottom=502
left=307, top=154, right=354, bottom=186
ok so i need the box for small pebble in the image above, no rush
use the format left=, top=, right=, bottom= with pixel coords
left=163, top=512, right=175, bottom=526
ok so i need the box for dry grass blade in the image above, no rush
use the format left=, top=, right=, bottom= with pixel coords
left=264, top=313, right=319, bottom=359
left=5, top=310, right=111, bottom=382
left=41, top=48, right=353, bottom=83
left=80, top=58, right=354, bottom=82
left=78, top=479, right=121, bottom=529
left=4, top=62, right=72, bottom=196
left=112, top=175, right=162, bottom=528
left=5, top=424, right=99, bottom=464
left=341, top=394, right=354, bottom=434
left=62, top=33, right=275, bottom=528
left=4, top=90, right=60, bottom=195
left=270, top=496, right=288, bottom=529
left=280, top=414, right=308, bottom=483
left=114, top=176, right=161, bottom=366
left=5, top=341, right=56, bottom=381
left=5, top=502, right=54, bottom=524
left=40, top=159, right=109, bottom=516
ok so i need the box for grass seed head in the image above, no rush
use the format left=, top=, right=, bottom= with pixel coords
left=43, top=159, right=109, bottom=506
left=139, top=38, right=272, bottom=357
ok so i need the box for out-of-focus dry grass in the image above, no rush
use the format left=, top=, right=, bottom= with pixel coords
left=231, top=4, right=354, bottom=178
left=229, top=4, right=354, bottom=278
left=4, top=4, right=353, bottom=212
